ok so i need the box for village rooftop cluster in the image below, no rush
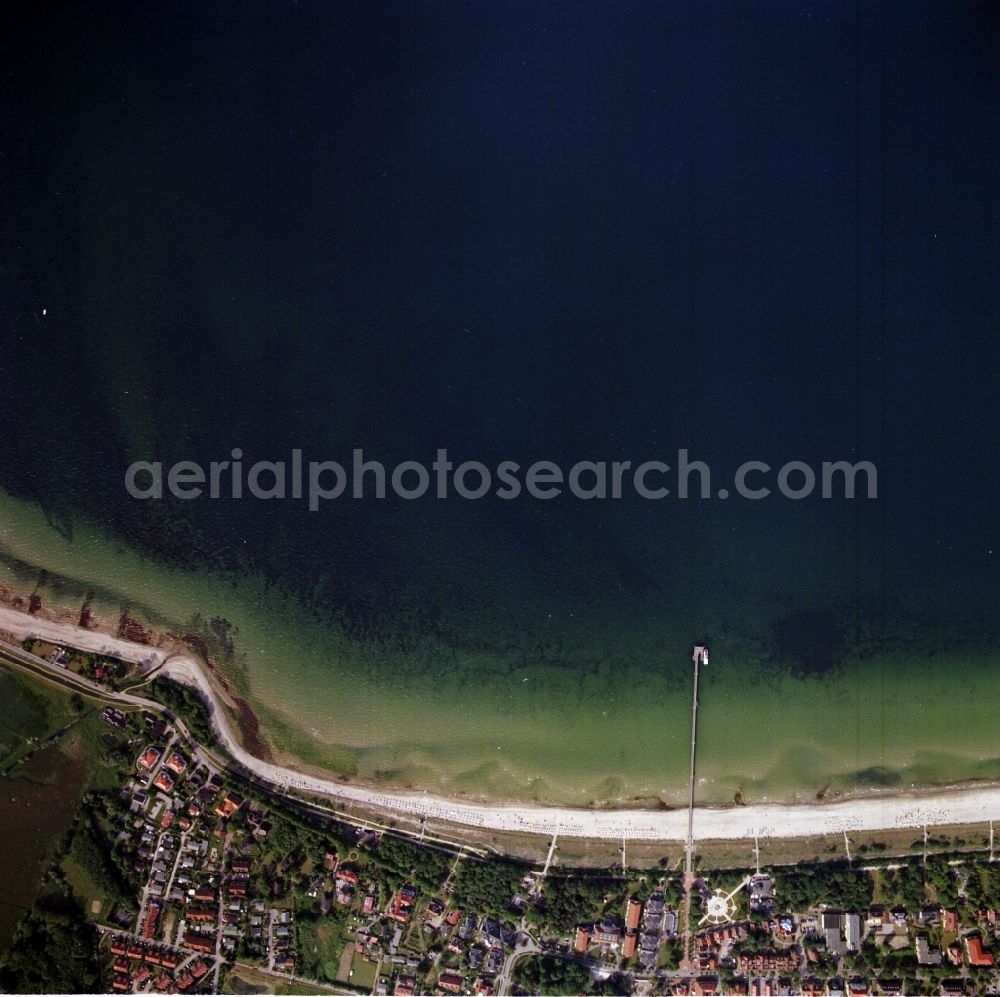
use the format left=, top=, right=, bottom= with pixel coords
left=10, top=637, right=1000, bottom=997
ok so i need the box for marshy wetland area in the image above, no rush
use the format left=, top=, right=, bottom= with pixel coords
left=0, top=663, right=136, bottom=952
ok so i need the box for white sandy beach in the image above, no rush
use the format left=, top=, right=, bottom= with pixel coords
left=1, top=603, right=998, bottom=844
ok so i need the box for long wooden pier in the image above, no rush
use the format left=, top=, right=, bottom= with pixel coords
left=680, top=643, right=709, bottom=969
left=684, top=643, right=708, bottom=875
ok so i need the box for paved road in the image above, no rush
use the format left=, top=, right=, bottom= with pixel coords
left=0, top=637, right=180, bottom=724
left=7, top=612, right=1000, bottom=846
left=95, top=923, right=214, bottom=976
left=495, top=936, right=541, bottom=995
left=0, top=635, right=249, bottom=779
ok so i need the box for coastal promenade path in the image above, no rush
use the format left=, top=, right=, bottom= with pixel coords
left=3, top=605, right=1000, bottom=845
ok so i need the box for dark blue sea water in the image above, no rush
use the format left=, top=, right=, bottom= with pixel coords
left=1, top=1, right=998, bottom=803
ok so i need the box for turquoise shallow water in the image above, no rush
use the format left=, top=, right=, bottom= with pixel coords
left=3, top=489, right=999, bottom=808
left=1, top=1, right=998, bottom=810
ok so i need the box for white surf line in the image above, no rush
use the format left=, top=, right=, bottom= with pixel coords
left=4, top=604, right=1000, bottom=844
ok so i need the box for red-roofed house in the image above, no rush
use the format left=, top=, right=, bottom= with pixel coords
left=966, top=936, right=994, bottom=967
left=165, top=751, right=188, bottom=773
left=138, top=746, right=162, bottom=770
left=691, top=976, right=720, bottom=996
left=183, top=932, right=214, bottom=954
left=389, top=888, right=416, bottom=922
left=141, top=904, right=160, bottom=939
left=214, top=792, right=243, bottom=819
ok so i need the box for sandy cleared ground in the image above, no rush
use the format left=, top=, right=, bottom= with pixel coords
left=2, top=603, right=999, bottom=843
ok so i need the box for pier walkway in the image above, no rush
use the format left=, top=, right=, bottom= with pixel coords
left=681, top=643, right=709, bottom=968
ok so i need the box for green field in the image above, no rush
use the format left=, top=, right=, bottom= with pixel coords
left=0, top=663, right=135, bottom=950
left=347, top=951, right=378, bottom=990
left=0, top=668, right=80, bottom=773
left=60, top=854, right=106, bottom=922
left=224, top=965, right=346, bottom=995
left=304, top=920, right=351, bottom=984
